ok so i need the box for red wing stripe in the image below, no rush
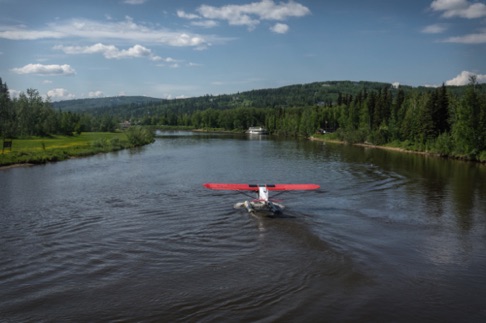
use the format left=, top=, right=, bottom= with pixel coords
left=203, top=183, right=259, bottom=191
left=203, top=183, right=319, bottom=191
left=267, top=184, right=320, bottom=191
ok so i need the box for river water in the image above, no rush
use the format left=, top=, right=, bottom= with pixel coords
left=1, top=131, right=485, bottom=322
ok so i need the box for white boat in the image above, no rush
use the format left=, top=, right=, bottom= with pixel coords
left=246, top=126, right=269, bottom=134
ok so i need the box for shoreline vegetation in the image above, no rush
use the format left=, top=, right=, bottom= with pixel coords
left=186, top=127, right=485, bottom=164
left=2, top=77, right=485, bottom=167
left=310, top=134, right=432, bottom=155
left=2, top=128, right=484, bottom=170
left=0, top=127, right=154, bottom=169
left=309, top=133, right=486, bottom=163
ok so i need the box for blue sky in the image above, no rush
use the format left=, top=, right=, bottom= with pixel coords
left=1, top=0, right=485, bottom=101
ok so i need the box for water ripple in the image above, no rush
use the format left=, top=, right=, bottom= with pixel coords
left=1, top=134, right=485, bottom=322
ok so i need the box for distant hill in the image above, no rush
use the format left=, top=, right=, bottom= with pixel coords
left=52, top=80, right=483, bottom=119
left=52, top=81, right=402, bottom=113
left=52, top=96, right=165, bottom=111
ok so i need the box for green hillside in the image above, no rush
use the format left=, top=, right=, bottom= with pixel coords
left=53, top=81, right=407, bottom=118
left=52, top=96, right=165, bottom=111
left=53, top=81, right=483, bottom=119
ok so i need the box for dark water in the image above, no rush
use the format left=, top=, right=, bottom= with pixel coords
left=1, top=131, right=486, bottom=322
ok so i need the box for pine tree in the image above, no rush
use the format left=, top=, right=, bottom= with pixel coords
left=0, top=78, right=14, bottom=138
left=479, top=92, right=486, bottom=153
left=421, top=91, right=437, bottom=140
left=436, top=84, right=450, bottom=134
left=367, top=91, right=376, bottom=130
left=451, top=80, right=480, bottom=158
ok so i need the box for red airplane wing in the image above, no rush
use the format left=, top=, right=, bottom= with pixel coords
left=203, top=183, right=319, bottom=191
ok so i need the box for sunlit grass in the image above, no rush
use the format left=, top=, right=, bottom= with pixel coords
left=4, top=133, right=125, bottom=152
left=0, top=133, right=131, bottom=167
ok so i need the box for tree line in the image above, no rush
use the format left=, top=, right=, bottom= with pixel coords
left=0, top=78, right=120, bottom=138
left=132, top=80, right=485, bottom=161
left=2, top=76, right=485, bottom=161
left=336, top=79, right=486, bottom=161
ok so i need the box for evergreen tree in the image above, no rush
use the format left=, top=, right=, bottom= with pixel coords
left=451, top=81, right=480, bottom=157
left=479, top=91, right=486, bottom=153
left=0, top=78, right=15, bottom=138
left=389, top=87, right=405, bottom=141
left=421, top=91, right=437, bottom=140
left=401, top=92, right=425, bottom=143
left=435, top=84, right=450, bottom=134
left=367, top=91, right=377, bottom=130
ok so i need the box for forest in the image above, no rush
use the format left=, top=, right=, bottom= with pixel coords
left=0, top=78, right=119, bottom=138
left=1, top=77, right=486, bottom=161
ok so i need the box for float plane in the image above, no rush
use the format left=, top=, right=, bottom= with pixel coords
left=203, top=183, right=320, bottom=216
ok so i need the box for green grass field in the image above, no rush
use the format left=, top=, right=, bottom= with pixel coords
left=0, top=133, right=131, bottom=167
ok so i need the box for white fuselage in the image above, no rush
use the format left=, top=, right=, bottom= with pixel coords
left=236, top=186, right=284, bottom=216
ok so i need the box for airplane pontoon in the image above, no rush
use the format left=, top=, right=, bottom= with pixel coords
left=203, top=183, right=320, bottom=216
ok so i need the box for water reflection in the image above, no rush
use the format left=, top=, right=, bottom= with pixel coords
left=311, top=141, right=486, bottom=232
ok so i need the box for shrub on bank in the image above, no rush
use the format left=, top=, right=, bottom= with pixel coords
left=126, top=126, right=155, bottom=147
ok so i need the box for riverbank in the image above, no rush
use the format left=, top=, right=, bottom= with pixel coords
left=311, top=134, right=486, bottom=164
left=192, top=128, right=245, bottom=134
left=0, top=133, right=133, bottom=169
left=309, top=135, right=446, bottom=159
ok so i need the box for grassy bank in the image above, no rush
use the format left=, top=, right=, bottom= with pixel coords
left=310, top=133, right=486, bottom=163
left=310, top=133, right=439, bottom=156
left=0, top=132, right=134, bottom=167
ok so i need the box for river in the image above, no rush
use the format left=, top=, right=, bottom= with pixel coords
left=1, top=131, right=486, bottom=322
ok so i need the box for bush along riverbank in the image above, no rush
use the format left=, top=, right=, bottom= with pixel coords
left=310, top=133, right=486, bottom=164
left=0, top=127, right=154, bottom=168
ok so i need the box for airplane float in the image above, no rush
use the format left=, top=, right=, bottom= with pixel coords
left=203, top=183, right=320, bottom=216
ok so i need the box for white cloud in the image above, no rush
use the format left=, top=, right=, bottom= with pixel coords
left=442, top=28, right=486, bottom=43
left=54, top=43, right=163, bottom=61
left=430, top=0, right=486, bottom=19
left=175, top=11, right=219, bottom=28
left=156, top=60, right=181, bottom=68
left=168, top=33, right=207, bottom=48
left=422, top=24, right=447, bottom=34
left=429, top=0, right=486, bottom=44
left=177, top=10, right=200, bottom=20
left=123, top=0, right=147, bottom=4
left=198, top=3, right=260, bottom=29
left=270, top=23, right=289, bottom=34
left=0, top=17, right=216, bottom=48
left=179, top=0, right=310, bottom=31
left=11, top=64, right=75, bottom=76
left=47, top=88, right=76, bottom=100
left=191, top=20, right=219, bottom=28
left=0, top=27, right=64, bottom=40
left=8, top=89, right=21, bottom=99
left=445, top=70, right=486, bottom=86
left=88, top=90, right=104, bottom=98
